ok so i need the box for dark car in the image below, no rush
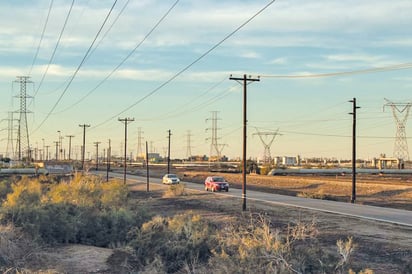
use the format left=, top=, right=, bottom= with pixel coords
left=204, top=176, right=229, bottom=192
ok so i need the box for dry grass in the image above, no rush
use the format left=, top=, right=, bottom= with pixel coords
left=162, top=183, right=186, bottom=198
left=181, top=170, right=412, bottom=209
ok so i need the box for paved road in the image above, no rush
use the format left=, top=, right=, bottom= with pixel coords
left=101, top=172, right=412, bottom=227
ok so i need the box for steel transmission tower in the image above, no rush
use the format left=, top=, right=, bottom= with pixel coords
left=206, top=111, right=226, bottom=161
left=136, top=127, right=144, bottom=160
left=384, top=98, right=412, bottom=160
left=186, top=130, right=193, bottom=160
left=253, top=128, right=281, bottom=164
left=4, top=112, right=17, bottom=158
left=14, top=76, right=33, bottom=161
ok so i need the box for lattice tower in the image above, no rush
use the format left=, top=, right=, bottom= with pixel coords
left=186, top=130, right=193, bottom=159
left=206, top=111, right=226, bottom=160
left=14, top=76, right=33, bottom=161
left=136, top=127, right=144, bottom=159
left=5, top=112, right=17, bottom=158
left=253, top=128, right=281, bottom=164
left=384, top=99, right=412, bottom=161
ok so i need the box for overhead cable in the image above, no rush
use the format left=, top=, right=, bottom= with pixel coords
left=136, top=76, right=230, bottom=121
left=92, top=0, right=277, bottom=129
left=33, top=0, right=75, bottom=98
left=260, top=62, right=412, bottom=78
left=28, top=0, right=54, bottom=76
left=58, top=0, right=180, bottom=114
left=32, top=0, right=118, bottom=133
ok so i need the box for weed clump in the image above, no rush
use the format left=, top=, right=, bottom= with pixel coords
left=163, top=183, right=186, bottom=198
left=0, top=175, right=146, bottom=247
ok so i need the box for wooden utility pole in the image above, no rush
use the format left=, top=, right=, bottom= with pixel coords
left=229, top=74, right=260, bottom=211
left=106, top=139, right=111, bottom=182
left=349, top=98, right=360, bottom=203
left=66, top=135, right=74, bottom=160
left=167, top=129, right=171, bottom=174
left=94, top=141, right=101, bottom=170
left=54, top=141, right=59, bottom=160
left=146, top=141, right=149, bottom=192
left=118, top=117, right=134, bottom=184
left=79, top=124, right=90, bottom=171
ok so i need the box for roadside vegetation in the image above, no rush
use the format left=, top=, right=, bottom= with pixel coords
left=0, top=174, right=374, bottom=273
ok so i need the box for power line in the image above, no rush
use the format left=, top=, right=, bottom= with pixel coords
left=33, top=0, right=74, bottom=98
left=84, top=0, right=131, bottom=63
left=137, top=79, right=235, bottom=122
left=32, top=0, right=119, bottom=133
left=57, top=0, right=180, bottom=114
left=279, top=129, right=402, bottom=139
left=36, top=0, right=129, bottom=99
left=92, top=0, right=277, bottom=129
left=28, top=0, right=54, bottom=76
left=260, top=62, right=412, bottom=79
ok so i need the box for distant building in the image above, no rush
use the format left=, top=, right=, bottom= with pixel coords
left=373, top=157, right=404, bottom=169
left=274, top=155, right=300, bottom=166
left=146, top=153, right=161, bottom=163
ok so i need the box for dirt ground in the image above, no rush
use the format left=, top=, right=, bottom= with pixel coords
left=172, top=169, right=412, bottom=211
left=31, top=168, right=412, bottom=273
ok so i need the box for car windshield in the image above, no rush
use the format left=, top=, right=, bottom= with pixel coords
left=168, top=174, right=177, bottom=178
left=213, top=177, right=225, bottom=182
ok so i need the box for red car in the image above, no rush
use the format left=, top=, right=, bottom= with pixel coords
left=204, top=176, right=229, bottom=192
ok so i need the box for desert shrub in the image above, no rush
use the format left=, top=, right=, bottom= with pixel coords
left=3, top=177, right=43, bottom=208
left=127, top=212, right=360, bottom=273
left=100, top=180, right=129, bottom=208
left=0, top=179, right=13, bottom=202
left=129, top=213, right=212, bottom=273
left=0, top=175, right=144, bottom=248
left=47, top=176, right=128, bottom=210
left=163, top=183, right=186, bottom=198
left=209, top=214, right=355, bottom=274
left=297, top=190, right=326, bottom=200
left=0, top=224, right=39, bottom=271
left=76, top=208, right=138, bottom=247
left=259, top=165, right=271, bottom=175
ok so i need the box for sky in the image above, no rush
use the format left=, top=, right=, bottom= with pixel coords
left=1, top=0, right=412, bottom=161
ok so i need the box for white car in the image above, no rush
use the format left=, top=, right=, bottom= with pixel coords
left=162, top=174, right=180, bottom=184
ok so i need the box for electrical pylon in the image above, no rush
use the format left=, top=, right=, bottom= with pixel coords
left=253, top=128, right=281, bottom=164
left=384, top=98, right=412, bottom=160
left=136, top=127, right=144, bottom=159
left=14, top=76, right=33, bottom=161
left=4, top=112, right=18, bottom=158
left=206, top=111, right=226, bottom=161
left=186, top=130, right=193, bottom=160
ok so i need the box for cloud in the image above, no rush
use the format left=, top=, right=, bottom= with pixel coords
left=240, top=51, right=260, bottom=59
left=269, top=57, right=287, bottom=65
left=325, top=54, right=386, bottom=63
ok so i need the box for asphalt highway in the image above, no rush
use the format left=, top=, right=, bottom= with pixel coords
left=99, top=171, right=412, bottom=227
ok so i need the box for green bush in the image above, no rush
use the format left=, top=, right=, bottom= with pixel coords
left=0, top=175, right=144, bottom=248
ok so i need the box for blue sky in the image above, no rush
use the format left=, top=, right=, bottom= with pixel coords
left=1, top=0, right=412, bottom=161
